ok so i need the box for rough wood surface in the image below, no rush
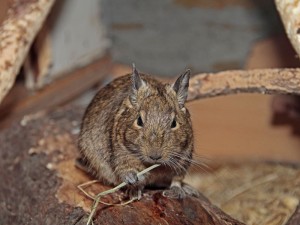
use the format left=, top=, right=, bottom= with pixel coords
left=0, top=106, right=244, bottom=225
left=188, top=68, right=300, bottom=101
left=0, top=0, right=55, bottom=103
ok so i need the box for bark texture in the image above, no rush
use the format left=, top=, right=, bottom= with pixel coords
left=188, top=68, right=300, bottom=101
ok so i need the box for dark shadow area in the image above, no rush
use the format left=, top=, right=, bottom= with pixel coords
left=251, top=0, right=285, bottom=35
left=46, top=0, right=67, bottom=31
left=272, top=95, right=300, bottom=136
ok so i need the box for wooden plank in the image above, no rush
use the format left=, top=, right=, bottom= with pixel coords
left=0, top=56, right=112, bottom=129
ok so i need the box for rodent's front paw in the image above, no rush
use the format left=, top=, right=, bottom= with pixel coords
left=163, top=183, right=200, bottom=199
left=123, top=170, right=145, bottom=185
left=123, top=171, right=145, bottom=200
left=182, top=183, right=200, bottom=197
left=163, top=186, right=186, bottom=199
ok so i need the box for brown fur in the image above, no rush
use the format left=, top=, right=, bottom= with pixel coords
left=78, top=69, right=194, bottom=197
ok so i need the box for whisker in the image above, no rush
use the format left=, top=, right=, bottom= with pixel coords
left=166, top=151, right=212, bottom=174
left=168, top=159, right=180, bottom=175
left=173, top=159, right=191, bottom=177
left=169, top=158, right=184, bottom=173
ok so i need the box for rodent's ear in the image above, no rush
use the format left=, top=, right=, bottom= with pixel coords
left=172, top=69, right=190, bottom=108
left=130, top=64, right=147, bottom=106
left=131, top=64, right=146, bottom=91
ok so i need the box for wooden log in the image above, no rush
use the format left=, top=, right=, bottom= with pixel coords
left=0, top=105, right=244, bottom=225
left=188, top=68, right=300, bottom=101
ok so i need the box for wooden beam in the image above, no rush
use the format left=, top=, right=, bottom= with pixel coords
left=0, top=57, right=112, bottom=128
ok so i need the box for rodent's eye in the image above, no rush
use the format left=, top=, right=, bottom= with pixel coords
left=171, top=119, right=177, bottom=129
left=137, top=116, right=144, bottom=127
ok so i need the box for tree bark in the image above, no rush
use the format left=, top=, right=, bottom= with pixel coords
left=188, top=68, right=300, bottom=101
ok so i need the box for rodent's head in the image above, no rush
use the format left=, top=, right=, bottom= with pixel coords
left=116, top=65, right=193, bottom=171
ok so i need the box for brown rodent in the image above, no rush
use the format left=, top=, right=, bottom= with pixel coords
left=78, top=65, right=197, bottom=199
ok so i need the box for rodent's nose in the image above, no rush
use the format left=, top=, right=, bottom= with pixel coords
left=149, top=153, right=162, bottom=161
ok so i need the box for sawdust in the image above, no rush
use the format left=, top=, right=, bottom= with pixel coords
left=186, top=163, right=300, bottom=225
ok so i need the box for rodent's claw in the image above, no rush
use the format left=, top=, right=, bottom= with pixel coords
left=126, top=187, right=143, bottom=200
left=123, top=171, right=145, bottom=185
left=124, top=171, right=138, bottom=185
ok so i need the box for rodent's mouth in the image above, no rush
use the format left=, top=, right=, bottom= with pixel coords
left=142, top=157, right=164, bottom=166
